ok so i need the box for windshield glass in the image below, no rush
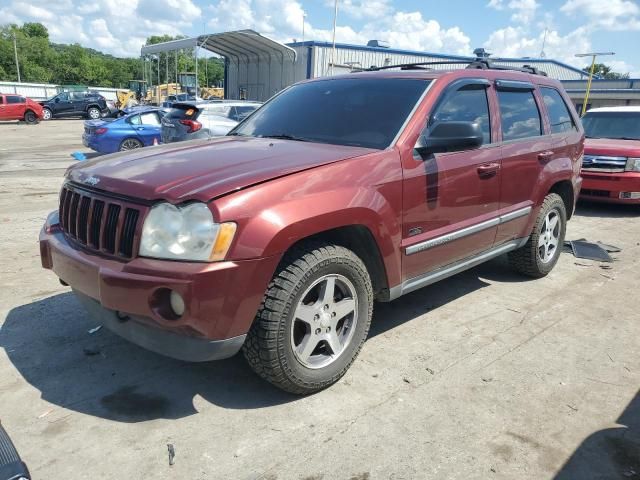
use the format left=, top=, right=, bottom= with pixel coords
left=582, top=112, right=640, bottom=140
left=231, top=78, right=430, bottom=149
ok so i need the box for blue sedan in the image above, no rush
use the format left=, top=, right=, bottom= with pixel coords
left=82, top=109, right=165, bottom=154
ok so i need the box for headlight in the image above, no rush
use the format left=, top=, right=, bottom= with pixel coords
left=626, top=157, right=640, bottom=172
left=139, top=202, right=236, bottom=261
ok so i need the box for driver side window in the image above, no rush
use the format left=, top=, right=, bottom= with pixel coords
left=428, top=86, right=491, bottom=146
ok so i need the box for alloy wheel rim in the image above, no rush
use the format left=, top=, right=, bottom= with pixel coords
left=43, top=109, right=51, bottom=119
left=538, top=209, right=561, bottom=264
left=290, top=274, right=358, bottom=369
left=121, top=139, right=141, bottom=151
left=89, top=109, right=100, bottom=119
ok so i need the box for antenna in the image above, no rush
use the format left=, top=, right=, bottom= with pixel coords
left=540, top=28, right=548, bottom=58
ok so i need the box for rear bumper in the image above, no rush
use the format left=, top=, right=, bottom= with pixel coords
left=39, top=211, right=280, bottom=352
left=580, top=171, right=640, bottom=204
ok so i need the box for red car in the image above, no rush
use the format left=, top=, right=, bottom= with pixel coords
left=0, top=93, right=43, bottom=123
left=580, top=107, right=640, bottom=204
left=40, top=64, right=583, bottom=394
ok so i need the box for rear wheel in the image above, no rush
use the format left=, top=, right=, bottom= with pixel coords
left=87, top=107, right=101, bottom=120
left=243, top=242, right=373, bottom=395
left=42, top=108, right=52, bottom=120
left=119, top=138, right=143, bottom=151
left=24, top=110, right=37, bottom=124
left=508, top=193, right=567, bottom=278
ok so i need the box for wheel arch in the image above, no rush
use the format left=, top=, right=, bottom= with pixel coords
left=548, top=179, right=575, bottom=219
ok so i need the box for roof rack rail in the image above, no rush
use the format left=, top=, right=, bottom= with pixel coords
left=365, top=56, right=548, bottom=76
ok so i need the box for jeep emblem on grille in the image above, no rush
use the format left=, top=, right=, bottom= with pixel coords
left=84, top=176, right=100, bottom=186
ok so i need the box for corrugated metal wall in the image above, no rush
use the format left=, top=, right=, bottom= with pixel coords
left=0, top=82, right=120, bottom=101
left=225, top=56, right=298, bottom=101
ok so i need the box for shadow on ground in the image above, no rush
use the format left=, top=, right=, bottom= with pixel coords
left=1, top=256, right=527, bottom=423
left=554, top=390, right=640, bottom=480
left=575, top=200, right=640, bottom=219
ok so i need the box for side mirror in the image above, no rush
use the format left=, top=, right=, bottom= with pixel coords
left=415, top=121, right=484, bottom=157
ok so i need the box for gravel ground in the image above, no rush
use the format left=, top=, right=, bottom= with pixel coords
left=1, top=119, right=639, bottom=480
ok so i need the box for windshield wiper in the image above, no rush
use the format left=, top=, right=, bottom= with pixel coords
left=259, top=134, right=312, bottom=142
left=617, top=137, right=640, bottom=141
left=226, top=132, right=247, bottom=137
left=585, top=135, right=601, bottom=139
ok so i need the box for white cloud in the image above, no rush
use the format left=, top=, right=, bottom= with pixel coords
left=607, top=60, right=640, bottom=77
left=326, top=0, right=393, bottom=20
left=483, top=25, right=591, bottom=66
left=560, top=0, right=640, bottom=30
left=487, top=0, right=539, bottom=23
left=12, top=2, right=55, bottom=21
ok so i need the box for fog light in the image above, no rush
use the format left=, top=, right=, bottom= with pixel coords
left=619, top=192, right=640, bottom=199
left=170, top=290, right=185, bottom=317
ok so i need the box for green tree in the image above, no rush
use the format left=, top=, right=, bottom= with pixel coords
left=583, top=63, right=630, bottom=80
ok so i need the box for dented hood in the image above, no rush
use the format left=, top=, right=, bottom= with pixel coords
left=67, top=137, right=376, bottom=203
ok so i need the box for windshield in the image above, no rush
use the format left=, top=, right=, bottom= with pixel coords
left=231, top=78, right=430, bottom=149
left=582, top=112, right=640, bottom=140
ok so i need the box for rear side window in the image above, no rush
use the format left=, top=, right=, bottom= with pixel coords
left=6, top=95, right=25, bottom=104
left=430, top=86, right=491, bottom=145
left=140, top=112, right=160, bottom=125
left=541, top=87, right=576, bottom=134
left=166, top=105, right=200, bottom=120
left=497, top=90, right=543, bottom=141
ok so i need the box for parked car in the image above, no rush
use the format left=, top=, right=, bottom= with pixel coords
left=39, top=91, right=108, bottom=120
left=0, top=93, right=43, bottom=123
left=162, top=93, right=196, bottom=108
left=580, top=106, right=640, bottom=204
left=161, top=101, right=262, bottom=143
left=40, top=66, right=583, bottom=394
left=82, top=109, right=165, bottom=154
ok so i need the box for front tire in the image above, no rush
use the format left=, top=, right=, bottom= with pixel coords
left=24, top=110, right=37, bottom=124
left=42, top=108, right=52, bottom=120
left=87, top=107, right=101, bottom=120
left=508, top=193, right=567, bottom=278
left=243, top=243, right=373, bottom=395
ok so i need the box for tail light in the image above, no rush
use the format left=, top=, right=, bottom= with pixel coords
left=95, top=128, right=107, bottom=134
left=179, top=119, right=202, bottom=133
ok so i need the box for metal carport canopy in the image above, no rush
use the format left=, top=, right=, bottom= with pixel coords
left=140, top=29, right=296, bottom=62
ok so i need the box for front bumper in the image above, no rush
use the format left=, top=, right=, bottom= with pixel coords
left=580, top=170, right=640, bottom=204
left=39, top=212, right=280, bottom=359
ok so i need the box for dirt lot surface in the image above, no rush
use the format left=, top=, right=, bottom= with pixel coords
left=1, top=120, right=639, bottom=479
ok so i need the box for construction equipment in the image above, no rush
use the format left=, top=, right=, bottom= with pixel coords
left=200, top=87, right=224, bottom=99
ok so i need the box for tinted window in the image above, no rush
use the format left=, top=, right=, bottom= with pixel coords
left=140, top=112, right=160, bottom=125
left=582, top=112, right=640, bottom=140
left=430, top=86, right=491, bottom=145
left=541, top=88, right=576, bottom=134
left=57, top=92, right=69, bottom=102
left=231, top=105, right=258, bottom=121
left=6, top=95, right=24, bottom=104
left=0, top=96, right=4, bottom=104
left=233, top=78, right=430, bottom=149
left=498, top=90, right=542, bottom=141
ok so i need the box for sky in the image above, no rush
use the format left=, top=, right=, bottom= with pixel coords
left=1, top=0, right=639, bottom=75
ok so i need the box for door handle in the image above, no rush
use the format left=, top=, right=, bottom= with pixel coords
left=477, top=163, right=500, bottom=178
left=538, top=151, right=554, bottom=162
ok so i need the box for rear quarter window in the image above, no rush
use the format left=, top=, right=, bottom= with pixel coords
left=6, top=95, right=25, bottom=104
left=541, top=87, right=577, bottom=134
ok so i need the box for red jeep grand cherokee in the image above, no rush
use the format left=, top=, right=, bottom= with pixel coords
left=580, top=107, right=640, bottom=204
left=40, top=64, right=583, bottom=394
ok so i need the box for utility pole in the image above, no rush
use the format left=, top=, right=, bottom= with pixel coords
left=302, top=12, right=306, bottom=42
left=329, top=0, right=338, bottom=75
left=575, top=52, right=615, bottom=116
left=13, top=33, right=21, bottom=82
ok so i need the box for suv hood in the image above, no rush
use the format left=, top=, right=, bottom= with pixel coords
left=67, top=137, right=376, bottom=202
left=585, top=138, right=640, bottom=157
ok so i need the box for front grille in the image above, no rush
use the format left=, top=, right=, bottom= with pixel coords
left=581, top=155, right=626, bottom=173
left=59, top=184, right=144, bottom=259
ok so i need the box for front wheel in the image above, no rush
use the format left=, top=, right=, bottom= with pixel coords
left=87, top=107, right=101, bottom=120
left=42, top=108, right=52, bottom=120
left=243, top=243, right=373, bottom=395
left=508, top=193, right=567, bottom=278
left=24, top=110, right=37, bottom=124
